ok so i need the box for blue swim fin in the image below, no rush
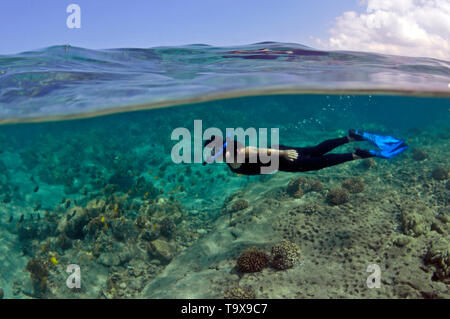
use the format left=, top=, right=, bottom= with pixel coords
left=350, top=129, right=405, bottom=150
left=350, top=129, right=408, bottom=159
left=368, top=142, right=409, bottom=159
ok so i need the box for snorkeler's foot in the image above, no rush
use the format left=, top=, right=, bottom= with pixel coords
left=348, top=129, right=365, bottom=142
left=354, top=147, right=375, bottom=159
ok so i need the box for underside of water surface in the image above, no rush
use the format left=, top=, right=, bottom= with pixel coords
left=1, top=42, right=449, bottom=123
left=0, top=92, right=449, bottom=299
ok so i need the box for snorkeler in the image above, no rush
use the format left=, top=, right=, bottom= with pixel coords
left=202, top=129, right=408, bottom=175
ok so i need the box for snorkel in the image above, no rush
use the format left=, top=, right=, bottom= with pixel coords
left=202, top=133, right=231, bottom=166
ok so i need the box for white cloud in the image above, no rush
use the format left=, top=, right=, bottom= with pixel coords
left=315, top=0, right=450, bottom=60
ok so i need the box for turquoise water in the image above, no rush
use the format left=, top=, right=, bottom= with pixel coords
left=0, top=43, right=449, bottom=299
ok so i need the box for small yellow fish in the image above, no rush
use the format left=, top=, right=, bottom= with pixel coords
left=50, top=256, right=58, bottom=265
left=100, top=216, right=105, bottom=223
left=153, top=223, right=157, bottom=232
left=144, top=192, right=149, bottom=198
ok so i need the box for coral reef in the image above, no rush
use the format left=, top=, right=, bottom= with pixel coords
left=326, top=188, right=350, bottom=205
left=270, top=240, right=301, bottom=270
left=236, top=247, right=269, bottom=273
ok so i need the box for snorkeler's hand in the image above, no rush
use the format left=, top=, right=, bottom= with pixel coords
left=283, top=149, right=298, bottom=161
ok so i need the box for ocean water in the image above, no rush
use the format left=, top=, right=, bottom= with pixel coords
left=0, top=43, right=449, bottom=299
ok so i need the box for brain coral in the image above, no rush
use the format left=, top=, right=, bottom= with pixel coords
left=236, top=247, right=269, bottom=273
left=270, top=240, right=301, bottom=270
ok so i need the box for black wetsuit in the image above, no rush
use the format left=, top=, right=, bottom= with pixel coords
left=226, top=137, right=355, bottom=175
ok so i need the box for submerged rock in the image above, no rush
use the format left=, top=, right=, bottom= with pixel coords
left=147, top=238, right=176, bottom=264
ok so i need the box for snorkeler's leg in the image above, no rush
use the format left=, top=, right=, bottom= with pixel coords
left=301, top=136, right=350, bottom=157
left=295, top=153, right=355, bottom=171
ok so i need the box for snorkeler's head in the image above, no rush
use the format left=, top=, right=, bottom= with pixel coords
left=202, top=135, right=228, bottom=165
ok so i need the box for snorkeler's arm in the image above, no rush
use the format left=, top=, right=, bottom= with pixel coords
left=245, top=146, right=281, bottom=156
left=245, top=146, right=298, bottom=161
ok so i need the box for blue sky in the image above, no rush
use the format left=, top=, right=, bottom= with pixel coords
left=0, top=0, right=361, bottom=54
